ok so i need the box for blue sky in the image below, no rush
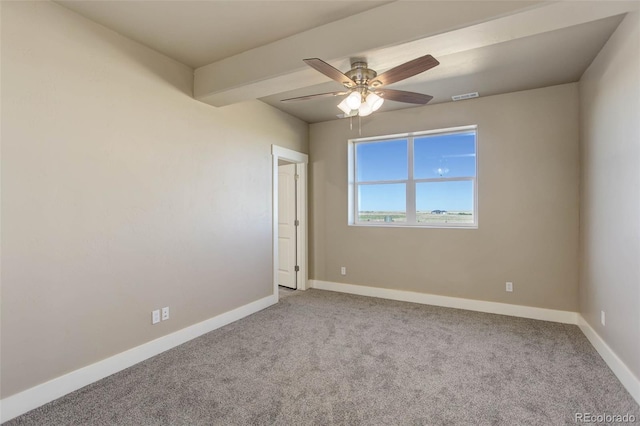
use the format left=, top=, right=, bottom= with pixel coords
left=357, top=132, right=475, bottom=211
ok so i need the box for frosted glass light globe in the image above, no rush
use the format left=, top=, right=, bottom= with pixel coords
left=337, top=98, right=352, bottom=115
left=346, top=92, right=362, bottom=110
left=367, top=92, right=384, bottom=111
left=358, top=102, right=373, bottom=117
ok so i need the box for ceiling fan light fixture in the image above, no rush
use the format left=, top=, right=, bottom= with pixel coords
left=367, top=92, right=384, bottom=111
left=337, top=98, right=352, bottom=115
left=346, top=91, right=362, bottom=110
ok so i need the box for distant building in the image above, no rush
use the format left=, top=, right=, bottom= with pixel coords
left=431, top=210, right=447, bottom=214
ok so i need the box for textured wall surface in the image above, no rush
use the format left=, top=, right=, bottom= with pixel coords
left=310, top=84, right=580, bottom=312
left=1, top=1, right=307, bottom=397
left=579, top=12, right=640, bottom=380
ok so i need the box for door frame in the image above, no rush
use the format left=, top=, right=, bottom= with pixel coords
left=272, top=145, right=308, bottom=299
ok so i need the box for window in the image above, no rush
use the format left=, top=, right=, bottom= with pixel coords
left=348, top=126, right=477, bottom=228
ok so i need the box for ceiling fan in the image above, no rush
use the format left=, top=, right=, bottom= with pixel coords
left=281, top=54, right=439, bottom=117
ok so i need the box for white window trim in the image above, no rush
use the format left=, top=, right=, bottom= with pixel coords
left=348, top=125, right=478, bottom=229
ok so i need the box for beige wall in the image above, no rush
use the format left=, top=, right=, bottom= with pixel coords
left=579, top=12, right=640, bottom=379
left=0, top=1, right=308, bottom=398
left=310, top=84, right=580, bottom=311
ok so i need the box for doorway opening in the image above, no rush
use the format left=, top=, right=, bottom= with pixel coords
left=278, top=160, right=298, bottom=290
left=272, top=145, right=308, bottom=301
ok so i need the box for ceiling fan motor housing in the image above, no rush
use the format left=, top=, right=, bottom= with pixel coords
left=346, top=62, right=377, bottom=86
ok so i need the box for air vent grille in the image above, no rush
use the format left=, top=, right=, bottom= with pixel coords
left=452, top=92, right=479, bottom=101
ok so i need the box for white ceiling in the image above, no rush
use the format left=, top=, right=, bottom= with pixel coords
left=56, top=1, right=391, bottom=68
left=56, top=1, right=638, bottom=124
left=260, top=15, right=623, bottom=123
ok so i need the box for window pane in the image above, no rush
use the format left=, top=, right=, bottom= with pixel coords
left=356, top=139, right=408, bottom=182
left=358, top=183, right=406, bottom=223
left=416, top=181, right=474, bottom=224
left=414, top=132, right=476, bottom=179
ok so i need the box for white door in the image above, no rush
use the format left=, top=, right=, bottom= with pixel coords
left=278, top=163, right=297, bottom=289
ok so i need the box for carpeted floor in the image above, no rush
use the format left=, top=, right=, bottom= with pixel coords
left=278, top=286, right=299, bottom=299
left=6, top=289, right=639, bottom=425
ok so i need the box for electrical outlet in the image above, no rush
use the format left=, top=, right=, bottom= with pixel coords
left=340, top=267, right=347, bottom=276
left=162, top=306, right=170, bottom=321
left=506, top=282, right=513, bottom=292
left=601, top=310, right=605, bottom=326
left=152, top=309, right=160, bottom=324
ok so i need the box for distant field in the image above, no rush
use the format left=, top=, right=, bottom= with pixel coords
left=358, top=211, right=473, bottom=224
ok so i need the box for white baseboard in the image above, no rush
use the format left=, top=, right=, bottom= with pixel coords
left=0, top=294, right=277, bottom=423
left=577, top=315, right=640, bottom=405
left=310, top=280, right=578, bottom=324
left=3, top=285, right=638, bottom=421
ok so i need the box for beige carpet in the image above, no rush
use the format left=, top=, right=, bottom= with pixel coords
left=278, top=286, right=299, bottom=299
left=6, top=289, right=639, bottom=425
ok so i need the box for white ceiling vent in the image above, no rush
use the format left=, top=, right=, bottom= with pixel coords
left=452, top=92, right=479, bottom=101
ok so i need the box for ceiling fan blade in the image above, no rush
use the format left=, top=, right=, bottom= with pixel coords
left=304, top=58, right=356, bottom=88
left=376, top=89, right=434, bottom=104
left=281, top=91, right=348, bottom=102
left=372, top=55, right=440, bottom=87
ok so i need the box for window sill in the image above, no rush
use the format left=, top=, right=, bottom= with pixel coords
left=348, top=223, right=478, bottom=230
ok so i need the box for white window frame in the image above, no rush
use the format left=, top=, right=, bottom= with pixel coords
left=348, top=125, right=478, bottom=229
